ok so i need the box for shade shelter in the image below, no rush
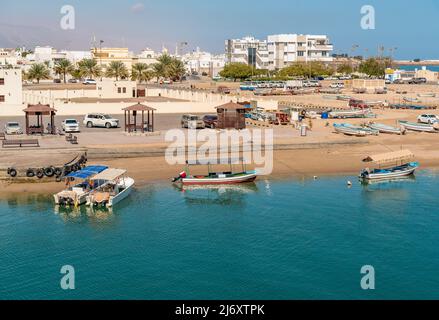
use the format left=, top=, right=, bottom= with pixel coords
left=122, top=103, right=156, bottom=133
left=215, top=102, right=246, bottom=130
left=23, top=103, right=57, bottom=135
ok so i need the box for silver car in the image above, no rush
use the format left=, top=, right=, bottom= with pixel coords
left=181, top=115, right=205, bottom=129
left=5, top=122, right=23, bottom=135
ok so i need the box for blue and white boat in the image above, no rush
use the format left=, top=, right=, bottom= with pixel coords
left=360, top=150, right=419, bottom=181
left=54, top=165, right=109, bottom=206
left=399, top=120, right=437, bottom=133
left=367, top=122, right=406, bottom=135
left=334, top=123, right=379, bottom=136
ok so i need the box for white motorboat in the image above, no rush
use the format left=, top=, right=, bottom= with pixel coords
left=87, top=168, right=135, bottom=208
left=399, top=120, right=436, bottom=133
left=367, top=123, right=406, bottom=135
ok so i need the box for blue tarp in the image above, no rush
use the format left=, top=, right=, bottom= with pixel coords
left=67, top=166, right=108, bottom=179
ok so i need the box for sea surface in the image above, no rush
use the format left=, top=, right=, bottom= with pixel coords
left=1, top=173, right=439, bottom=300
left=397, top=65, right=439, bottom=72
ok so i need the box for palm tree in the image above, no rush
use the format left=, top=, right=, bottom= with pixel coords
left=54, top=58, right=74, bottom=83
left=70, top=68, right=83, bottom=80
left=105, top=61, right=129, bottom=81
left=27, top=63, right=51, bottom=84
left=131, top=63, right=150, bottom=83
left=169, top=59, right=186, bottom=82
left=78, top=58, right=102, bottom=79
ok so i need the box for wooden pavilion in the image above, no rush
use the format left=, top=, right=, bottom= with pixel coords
left=215, top=102, right=246, bottom=130
left=122, top=103, right=156, bottom=133
left=23, top=103, right=57, bottom=135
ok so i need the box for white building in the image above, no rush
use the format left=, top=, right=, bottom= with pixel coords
left=135, top=48, right=158, bottom=65
left=182, top=49, right=226, bottom=77
left=0, top=67, right=23, bottom=105
left=0, top=49, right=18, bottom=66
left=267, top=34, right=333, bottom=70
left=225, top=36, right=269, bottom=69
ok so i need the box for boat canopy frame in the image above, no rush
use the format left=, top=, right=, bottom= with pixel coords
left=185, top=158, right=249, bottom=176
left=363, top=150, right=414, bottom=168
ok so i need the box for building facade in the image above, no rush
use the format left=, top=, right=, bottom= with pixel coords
left=91, top=47, right=134, bottom=72
left=267, top=34, right=333, bottom=70
left=225, top=36, right=269, bottom=69
left=0, top=67, right=23, bottom=105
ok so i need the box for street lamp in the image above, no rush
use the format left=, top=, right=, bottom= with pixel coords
left=99, top=40, right=104, bottom=80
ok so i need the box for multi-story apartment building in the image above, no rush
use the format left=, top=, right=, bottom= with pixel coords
left=182, top=49, right=226, bottom=77
left=267, top=34, right=333, bottom=70
left=0, top=49, right=18, bottom=66
left=0, top=67, right=23, bottom=105
left=225, top=36, right=269, bottom=69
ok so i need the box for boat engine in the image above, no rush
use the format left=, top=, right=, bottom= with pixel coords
left=172, top=171, right=187, bottom=182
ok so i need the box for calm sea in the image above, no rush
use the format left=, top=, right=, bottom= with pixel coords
left=1, top=173, right=439, bottom=300
left=397, top=65, right=439, bottom=72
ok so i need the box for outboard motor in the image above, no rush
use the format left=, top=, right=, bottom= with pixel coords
left=172, top=171, right=187, bottom=183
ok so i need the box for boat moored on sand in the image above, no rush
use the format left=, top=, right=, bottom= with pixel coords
left=333, top=123, right=379, bottom=136
left=398, top=120, right=437, bottom=133
left=367, top=122, right=406, bottom=135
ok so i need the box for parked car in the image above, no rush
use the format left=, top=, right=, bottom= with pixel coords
left=417, top=114, right=439, bottom=124
left=4, top=122, right=23, bottom=135
left=408, top=78, right=427, bottom=84
left=62, top=119, right=80, bottom=133
left=181, top=115, right=205, bottom=129
left=202, top=115, right=218, bottom=129
left=68, top=79, right=79, bottom=83
left=83, top=79, right=97, bottom=85
left=330, top=82, right=345, bottom=89
left=83, top=114, right=120, bottom=129
left=217, top=86, right=231, bottom=94
left=53, top=79, right=61, bottom=84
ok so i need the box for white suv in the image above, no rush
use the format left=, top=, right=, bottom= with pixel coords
left=83, top=114, right=119, bottom=129
left=417, top=114, right=439, bottom=124
left=62, top=119, right=80, bottom=133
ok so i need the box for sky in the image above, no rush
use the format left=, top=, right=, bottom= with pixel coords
left=1, top=0, right=439, bottom=59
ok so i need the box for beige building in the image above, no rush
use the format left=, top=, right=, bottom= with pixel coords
left=415, top=67, right=439, bottom=82
left=96, top=79, right=137, bottom=99
left=0, top=67, right=22, bottom=105
left=92, top=47, right=134, bottom=72
left=0, top=49, right=18, bottom=66
left=352, top=79, right=386, bottom=92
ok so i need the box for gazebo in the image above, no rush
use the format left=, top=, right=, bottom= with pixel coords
left=215, top=102, right=246, bottom=130
left=23, top=103, right=57, bottom=135
left=122, top=103, right=156, bottom=133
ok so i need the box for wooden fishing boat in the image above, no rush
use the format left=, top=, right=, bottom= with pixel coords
left=398, top=120, right=436, bottom=133
left=333, top=123, right=378, bottom=137
left=329, top=109, right=368, bottom=119
left=54, top=165, right=109, bottom=206
left=172, top=159, right=257, bottom=186
left=367, top=123, right=406, bottom=135
left=360, top=150, right=419, bottom=181
left=87, top=169, right=135, bottom=208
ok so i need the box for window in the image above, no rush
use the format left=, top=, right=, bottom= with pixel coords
left=0, top=78, right=4, bottom=85
left=298, top=51, right=304, bottom=57
left=118, top=87, right=122, bottom=93
left=0, top=95, right=5, bottom=102
left=123, top=87, right=126, bottom=93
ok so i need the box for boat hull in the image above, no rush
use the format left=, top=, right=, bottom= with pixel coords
left=360, top=164, right=418, bottom=181
left=399, top=121, right=436, bottom=133
left=108, top=177, right=135, bottom=207
left=368, top=124, right=405, bottom=135
left=182, top=173, right=257, bottom=186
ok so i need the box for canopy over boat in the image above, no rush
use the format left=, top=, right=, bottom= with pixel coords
left=91, top=168, right=127, bottom=181
left=186, top=157, right=249, bottom=165
left=363, top=150, right=414, bottom=165
left=67, top=165, right=108, bottom=179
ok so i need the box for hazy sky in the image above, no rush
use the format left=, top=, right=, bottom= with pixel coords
left=1, top=0, right=439, bottom=59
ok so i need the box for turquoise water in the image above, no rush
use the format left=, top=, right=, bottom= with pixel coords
left=398, top=65, right=439, bottom=72
left=1, top=173, right=439, bottom=300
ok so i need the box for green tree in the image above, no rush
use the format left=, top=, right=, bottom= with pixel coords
left=27, top=63, right=51, bottom=84
left=70, top=68, right=83, bottom=80
left=358, top=57, right=387, bottom=77
left=337, top=63, right=354, bottom=75
left=219, top=63, right=254, bottom=81
left=152, top=54, right=187, bottom=81
left=169, top=59, right=186, bottom=81
left=54, top=58, right=74, bottom=83
left=131, top=63, right=155, bottom=83
left=78, top=58, right=102, bottom=79
left=105, top=61, right=129, bottom=81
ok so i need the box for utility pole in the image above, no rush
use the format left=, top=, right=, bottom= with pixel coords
left=99, top=40, right=104, bottom=81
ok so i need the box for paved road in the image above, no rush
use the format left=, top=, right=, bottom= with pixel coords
left=0, top=113, right=208, bottom=134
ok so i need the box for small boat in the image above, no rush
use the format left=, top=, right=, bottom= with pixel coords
left=360, top=150, right=419, bottom=181
left=418, top=93, right=436, bottom=98
left=54, top=165, right=109, bottom=206
left=367, top=123, right=406, bottom=135
left=87, top=168, right=135, bottom=208
left=398, top=120, right=436, bottom=133
left=172, top=159, right=257, bottom=186
left=333, top=123, right=378, bottom=136
left=329, top=109, right=368, bottom=119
